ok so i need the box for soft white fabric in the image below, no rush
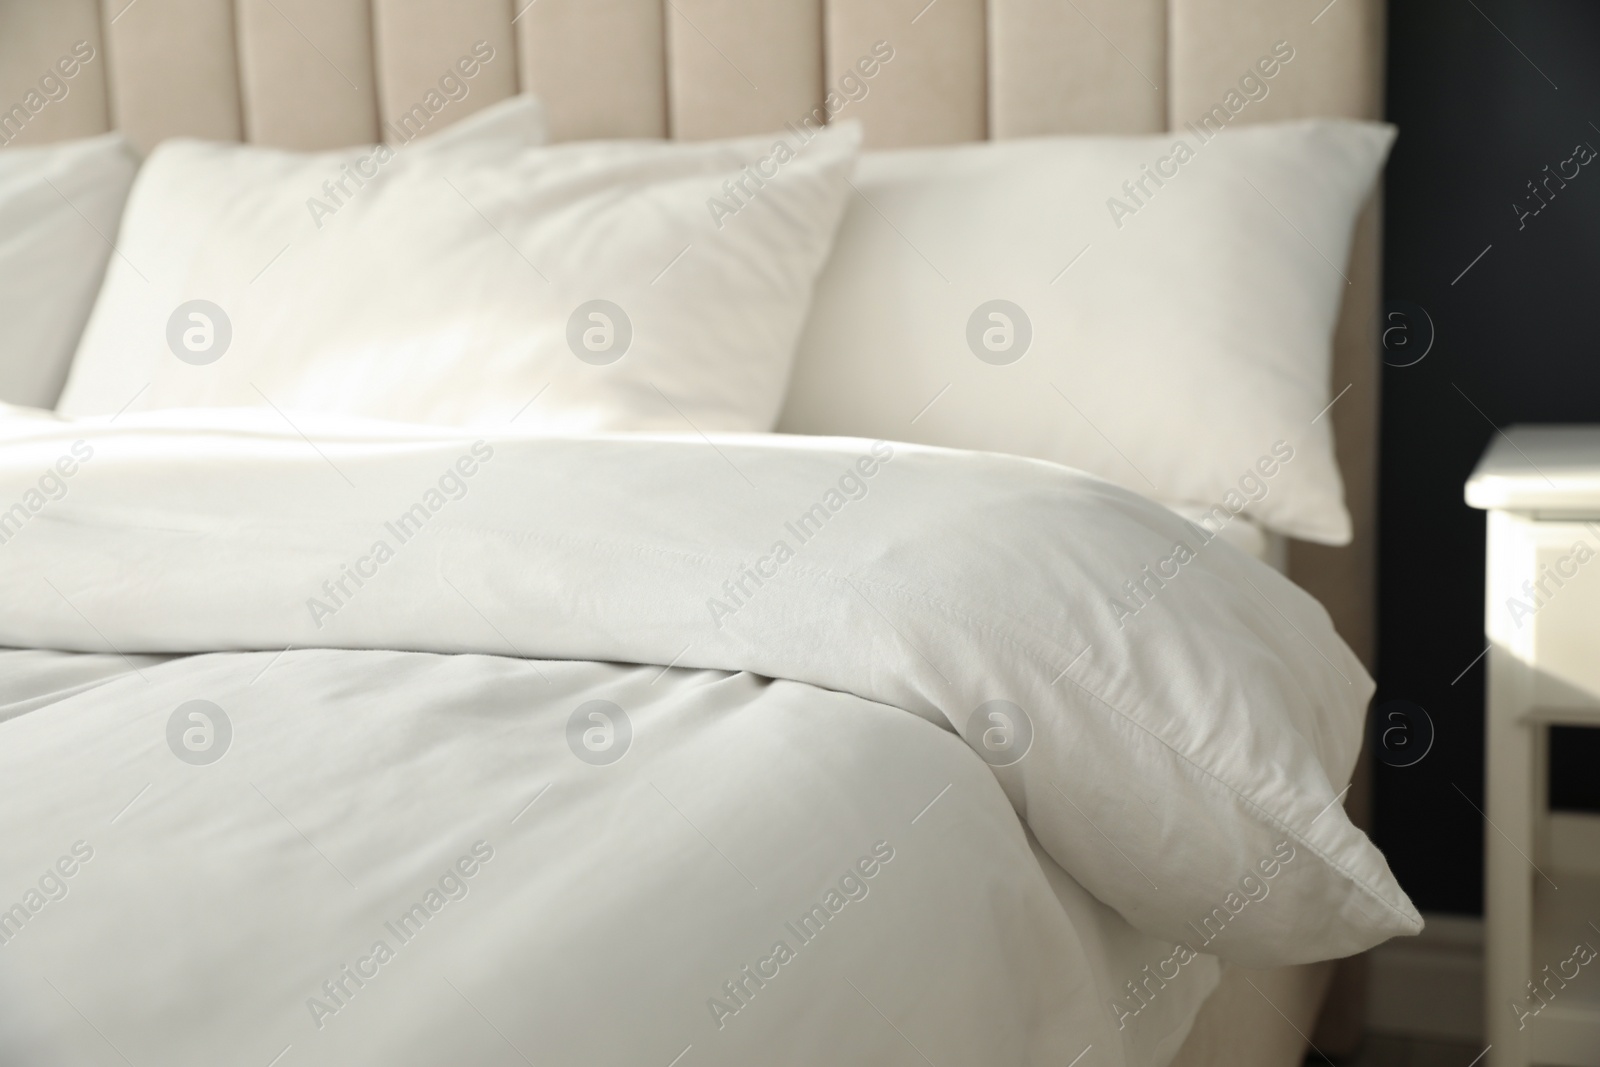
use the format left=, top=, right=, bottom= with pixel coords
left=1162, top=500, right=1271, bottom=564
left=56, top=109, right=859, bottom=434
left=779, top=120, right=1396, bottom=544
left=0, top=133, right=137, bottom=408
left=0, top=407, right=1420, bottom=973
left=0, top=647, right=1217, bottom=1067
left=53, top=93, right=546, bottom=421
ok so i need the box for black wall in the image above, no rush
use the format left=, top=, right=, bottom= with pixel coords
left=1377, top=0, right=1600, bottom=916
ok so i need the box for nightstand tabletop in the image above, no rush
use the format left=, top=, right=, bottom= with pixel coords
left=1467, top=424, right=1600, bottom=512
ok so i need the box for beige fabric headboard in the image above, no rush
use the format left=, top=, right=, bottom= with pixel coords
left=0, top=0, right=1385, bottom=669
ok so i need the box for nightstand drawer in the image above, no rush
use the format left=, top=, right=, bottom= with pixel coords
left=1526, top=522, right=1600, bottom=710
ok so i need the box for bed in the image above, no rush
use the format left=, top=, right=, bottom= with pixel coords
left=0, top=2, right=1400, bottom=1065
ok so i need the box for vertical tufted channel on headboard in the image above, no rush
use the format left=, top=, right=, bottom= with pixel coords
left=368, top=0, right=517, bottom=143
left=826, top=0, right=987, bottom=146
left=515, top=0, right=666, bottom=140
left=236, top=0, right=377, bottom=149
left=101, top=0, right=242, bottom=150
left=990, top=0, right=1166, bottom=137
left=664, top=0, right=823, bottom=141
left=0, top=0, right=108, bottom=143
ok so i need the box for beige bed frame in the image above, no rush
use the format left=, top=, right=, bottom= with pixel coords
left=0, top=0, right=1386, bottom=1060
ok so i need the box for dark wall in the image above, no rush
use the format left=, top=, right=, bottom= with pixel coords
left=1377, top=0, right=1600, bottom=917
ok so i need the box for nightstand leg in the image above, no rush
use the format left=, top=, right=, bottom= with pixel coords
left=1485, top=649, right=1536, bottom=1067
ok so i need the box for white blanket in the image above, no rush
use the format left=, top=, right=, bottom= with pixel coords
left=0, top=408, right=1417, bottom=1065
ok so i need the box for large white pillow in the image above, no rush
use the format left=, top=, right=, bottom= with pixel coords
left=57, top=103, right=861, bottom=434
left=0, top=133, right=137, bottom=408
left=779, top=120, right=1395, bottom=544
left=53, top=93, right=544, bottom=419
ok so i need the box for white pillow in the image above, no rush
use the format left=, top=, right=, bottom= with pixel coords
left=779, top=120, right=1395, bottom=544
left=57, top=104, right=861, bottom=434
left=0, top=133, right=137, bottom=408
left=53, top=93, right=545, bottom=418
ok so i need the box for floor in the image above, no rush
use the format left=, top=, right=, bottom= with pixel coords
left=1314, top=1035, right=1488, bottom=1067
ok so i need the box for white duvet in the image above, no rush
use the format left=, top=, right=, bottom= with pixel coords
left=0, top=407, right=1418, bottom=1066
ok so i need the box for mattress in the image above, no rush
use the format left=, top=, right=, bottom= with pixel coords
left=1171, top=961, right=1337, bottom=1066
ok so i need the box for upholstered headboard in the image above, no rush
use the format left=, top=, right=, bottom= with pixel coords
left=0, top=0, right=1384, bottom=670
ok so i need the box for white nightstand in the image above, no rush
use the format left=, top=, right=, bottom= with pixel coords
left=1467, top=426, right=1600, bottom=1067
